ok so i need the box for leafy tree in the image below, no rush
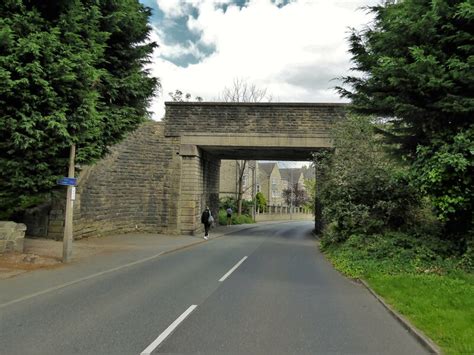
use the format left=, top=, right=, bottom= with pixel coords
left=256, top=192, right=267, bottom=213
left=0, top=0, right=158, bottom=219
left=411, top=127, right=473, bottom=249
left=319, top=115, right=425, bottom=245
left=338, top=0, right=473, bottom=246
left=282, top=182, right=308, bottom=207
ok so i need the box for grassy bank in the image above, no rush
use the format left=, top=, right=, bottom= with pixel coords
left=322, top=234, right=474, bottom=354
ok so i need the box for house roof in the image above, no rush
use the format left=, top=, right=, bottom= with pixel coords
left=279, top=168, right=302, bottom=181
left=258, top=162, right=277, bottom=177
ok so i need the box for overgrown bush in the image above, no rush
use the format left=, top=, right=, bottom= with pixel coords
left=318, top=115, right=438, bottom=244
left=219, top=196, right=237, bottom=211
left=321, top=232, right=470, bottom=277
left=217, top=209, right=254, bottom=225
left=219, top=196, right=254, bottom=215
left=411, top=128, right=473, bottom=252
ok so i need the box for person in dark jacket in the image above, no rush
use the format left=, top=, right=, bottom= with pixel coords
left=201, top=206, right=212, bottom=240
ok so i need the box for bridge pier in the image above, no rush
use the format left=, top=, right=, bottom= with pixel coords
left=34, top=103, right=344, bottom=240
left=178, top=144, right=220, bottom=235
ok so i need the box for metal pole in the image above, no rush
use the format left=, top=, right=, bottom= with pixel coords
left=252, top=165, right=255, bottom=222
left=62, top=144, right=75, bottom=263
left=290, top=165, right=293, bottom=220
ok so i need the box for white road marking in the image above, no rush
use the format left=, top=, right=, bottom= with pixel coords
left=219, top=256, right=248, bottom=282
left=140, top=305, right=197, bottom=355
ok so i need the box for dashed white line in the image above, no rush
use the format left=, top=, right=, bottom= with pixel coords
left=219, top=256, right=248, bottom=282
left=140, top=305, right=197, bottom=355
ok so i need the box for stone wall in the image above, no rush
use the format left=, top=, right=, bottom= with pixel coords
left=43, top=102, right=344, bottom=238
left=219, top=160, right=238, bottom=199
left=48, top=121, right=182, bottom=239
left=164, top=102, right=347, bottom=137
left=0, top=221, right=26, bottom=254
left=219, top=160, right=254, bottom=200
left=178, top=145, right=220, bottom=235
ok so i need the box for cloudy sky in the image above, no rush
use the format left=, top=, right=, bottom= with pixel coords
left=140, top=0, right=380, bottom=120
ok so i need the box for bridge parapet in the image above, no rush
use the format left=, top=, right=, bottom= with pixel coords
left=164, top=102, right=348, bottom=138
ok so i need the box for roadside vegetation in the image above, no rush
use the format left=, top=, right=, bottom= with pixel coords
left=317, top=1, right=473, bottom=352
left=0, top=1, right=159, bottom=219
left=218, top=197, right=255, bottom=225
left=318, top=114, right=473, bottom=354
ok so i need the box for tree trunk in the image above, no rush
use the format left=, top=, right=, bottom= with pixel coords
left=236, top=160, right=247, bottom=216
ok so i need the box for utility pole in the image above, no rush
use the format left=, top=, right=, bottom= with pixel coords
left=251, top=161, right=257, bottom=222
left=62, top=144, right=76, bottom=263
left=290, top=165, right=293, bottom=220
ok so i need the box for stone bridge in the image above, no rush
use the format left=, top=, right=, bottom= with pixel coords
left=46, top=102, right=347, bottom=238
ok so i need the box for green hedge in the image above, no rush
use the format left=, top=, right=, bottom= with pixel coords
left=218, top=209, right=254, bottom=225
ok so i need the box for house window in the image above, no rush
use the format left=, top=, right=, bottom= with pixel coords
left=271, top=178, right=277, bottom=190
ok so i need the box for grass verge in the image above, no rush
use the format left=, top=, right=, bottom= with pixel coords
left=323, top=234, right=474, bottom=354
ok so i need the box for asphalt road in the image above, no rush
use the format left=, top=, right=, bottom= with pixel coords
left=0, top=221, right=427, bottom=354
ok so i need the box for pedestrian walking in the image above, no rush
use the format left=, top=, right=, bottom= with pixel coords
left=226, top=207, right=233, bottom=226
left=201, top=206, right=213, bottom=240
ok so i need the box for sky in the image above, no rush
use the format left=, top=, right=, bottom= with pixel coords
left=140, top=0, right=380, bottom=120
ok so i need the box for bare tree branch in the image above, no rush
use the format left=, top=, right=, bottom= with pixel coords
left=218, top=77, right=272, bottom=103
left=218, top=78, right=272, bottom=215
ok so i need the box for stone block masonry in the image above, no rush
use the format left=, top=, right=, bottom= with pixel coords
left=45, top=102, right=345, bottom=238
left=164, top=102, right=347, bottom=137
left=48, top=121, right=182, bottom=239
left=0, top=221, right=26, bottom=254
left=178, top=147, right=220, bottom=235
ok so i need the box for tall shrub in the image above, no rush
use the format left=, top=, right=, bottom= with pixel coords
left=338, top=0, right=473, bottom=248
left=319, top=115, right=423, bottom=245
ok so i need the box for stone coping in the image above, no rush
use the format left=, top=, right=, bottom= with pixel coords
left=165, top=101, right=350, bottom=107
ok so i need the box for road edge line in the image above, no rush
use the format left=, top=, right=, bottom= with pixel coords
left=358, top=279, right=441, bottom=354
left=0, top=251, right=164, bottom=309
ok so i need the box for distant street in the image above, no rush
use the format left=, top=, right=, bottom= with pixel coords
left=0, top=221, right=427, bottom=354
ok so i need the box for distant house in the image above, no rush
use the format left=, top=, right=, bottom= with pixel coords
left=301, top=165, right=315, bottom=181
left=219, top=161, right=314, bottom=206
left=279, top=168, right=305, bottom=191
left=258, top=162, right=284, bottom=205
left=219, top=160, right=255, bottom=200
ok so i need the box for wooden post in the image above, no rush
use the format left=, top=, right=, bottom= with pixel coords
left=62, top=144, right=75, bottom=263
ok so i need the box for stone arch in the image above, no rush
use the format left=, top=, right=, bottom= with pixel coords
left=47, top=102, right=347, bottom=238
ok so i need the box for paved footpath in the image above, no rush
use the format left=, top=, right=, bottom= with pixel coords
left=0, top=224, right=257, bottom=307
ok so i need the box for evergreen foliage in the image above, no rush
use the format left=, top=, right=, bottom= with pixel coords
left=338, top=0, right=473, bottom=246
left=318, top=115, right=435, bottom=244
left=0, top=0, right=158, bottom=218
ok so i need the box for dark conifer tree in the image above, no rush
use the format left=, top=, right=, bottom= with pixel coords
left=338, top=0, right=473, bottom=248
left=0, top=0, right=158, bottom=218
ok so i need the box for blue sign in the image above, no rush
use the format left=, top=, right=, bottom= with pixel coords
left=57, top=177, right=77, bottom=186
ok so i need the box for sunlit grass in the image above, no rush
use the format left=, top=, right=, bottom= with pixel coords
left=367, top=273, right=474, bottom=354
left=323, top=237, right=474, bottom=354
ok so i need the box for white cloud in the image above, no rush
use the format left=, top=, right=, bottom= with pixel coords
left=149, top=0, right=378, bottom=119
